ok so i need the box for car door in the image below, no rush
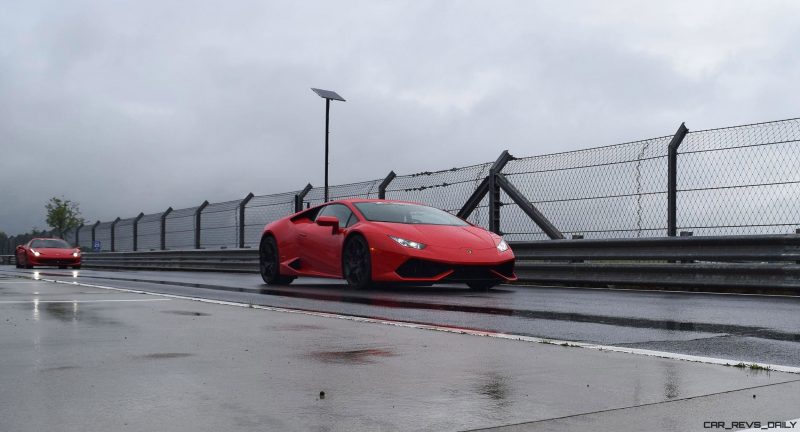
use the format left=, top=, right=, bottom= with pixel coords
left=302, top=204, right=356, bottom=277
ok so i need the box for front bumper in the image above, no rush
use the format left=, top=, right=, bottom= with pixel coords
left=27, top=255, right=81, bottom=266
left=369, top=240, right=517, bottom=283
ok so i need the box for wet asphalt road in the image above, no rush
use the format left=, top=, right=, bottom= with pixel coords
left=2, top=265, right=800, bottom=368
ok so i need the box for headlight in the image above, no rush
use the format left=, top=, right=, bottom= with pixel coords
left=73, top=251, right=80, bottom=257
left=389, top=235, right=426, bottom=250
left=32, top=249, right=40, bottom=257
left=496, top=239, right=509, bottom=252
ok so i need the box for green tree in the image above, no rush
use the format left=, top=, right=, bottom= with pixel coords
left=45, top=197, right=85, bottom=239
left=0, top=231, right=7, bottom=254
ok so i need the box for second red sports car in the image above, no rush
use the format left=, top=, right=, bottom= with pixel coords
left=259, top=199, right=516, bottom=289
left=16, top=238, right=82, bottom=269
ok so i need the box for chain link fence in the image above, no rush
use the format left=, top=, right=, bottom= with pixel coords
left=501, top=135, right=672, bottom=241
left=3, top=117, right=798, bottom=253
left=243, top=191, right=298, bottom=248
left=200, top=200, right=241, bottom=249
left=677, top=118, right=800, bottom=236
left=384, top=162, right=493, bottom=227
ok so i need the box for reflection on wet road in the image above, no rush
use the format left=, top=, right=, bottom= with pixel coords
left=3, top=266, right=800, bottom=367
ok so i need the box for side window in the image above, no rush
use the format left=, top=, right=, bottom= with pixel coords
left=317, top=204, right=356, bottom=228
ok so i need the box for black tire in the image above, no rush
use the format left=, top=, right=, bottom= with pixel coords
left=259, top=236, right=294, bottom=285
left=72, top=265, right=81, bottom=270
left=467, top=281, right=498, bottom=291
left=15, top=258, right=21, bottom=269
left=59, top=265, right=67, bottom=269
left=342, top=235, right=372, bottom=289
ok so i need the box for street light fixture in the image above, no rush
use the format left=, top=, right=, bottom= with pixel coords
left=311, top=88, right=346, bottom=202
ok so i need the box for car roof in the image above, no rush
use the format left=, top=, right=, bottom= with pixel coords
left=332, top=198, right=421, bottom=205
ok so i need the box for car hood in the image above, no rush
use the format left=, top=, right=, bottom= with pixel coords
left=371, top=222, right=497, bottom=249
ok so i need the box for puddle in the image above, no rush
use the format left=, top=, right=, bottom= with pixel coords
left=162, top=310, right=210, bottom=317
left=40, top=366, right=80, bottom=372
left=41, top=302, right=121, bottom=325
left=474, top=372, right=511, bottom=401
left=135, top=353, right=194, bottom=360
left=310, top=348, right=394, bottom=364
left=265, top=324, right=326, bottom=331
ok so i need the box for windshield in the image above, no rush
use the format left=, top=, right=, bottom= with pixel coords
left=354, top=202, right=468, bottom=226
left=30, top=239, right=72, bottom=249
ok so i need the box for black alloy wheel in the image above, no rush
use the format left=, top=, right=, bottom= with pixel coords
left=343, top=235, right=372, bottom=289
left=259, top=236, right=294, bottom=285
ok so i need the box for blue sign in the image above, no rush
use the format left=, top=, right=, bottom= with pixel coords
left=92, top=240, right=101, bottom=252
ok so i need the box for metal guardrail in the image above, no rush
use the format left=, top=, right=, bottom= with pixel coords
left=0, top=255, right=15, bottom=265
left=72, top=234, right=800, bottom=292
left=82, top=249, right=258, bottom=273
left=510, top=234, right=800, bottom=262
left=515, top=263, right=800, bottom=290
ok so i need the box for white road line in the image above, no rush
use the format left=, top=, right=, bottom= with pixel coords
left=0, top=281, right=42, bottom=284
left=21, top=274, right=800, bottom=375
left=0, top=299, right=169, bottom=304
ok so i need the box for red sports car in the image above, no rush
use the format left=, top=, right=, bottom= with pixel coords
left=259, top=199, right=516, bottom=289
left=16, top=238, right=82, bottom=269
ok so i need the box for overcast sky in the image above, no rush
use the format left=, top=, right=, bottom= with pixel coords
left=2, top=0, right=799, bottom=235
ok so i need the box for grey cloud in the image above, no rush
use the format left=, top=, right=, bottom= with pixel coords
left=2, top=1, right=799, bottom=234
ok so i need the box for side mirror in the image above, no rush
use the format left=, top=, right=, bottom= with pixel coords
left=316, top=216, right=340, bottom=234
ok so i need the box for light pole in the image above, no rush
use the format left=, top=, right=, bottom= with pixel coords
left=311, top=88, right=346, bottom=202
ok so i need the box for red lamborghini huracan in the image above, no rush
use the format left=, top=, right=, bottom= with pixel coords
left=16, top=237, right=82, bottom=269
left=259, top=199, right=516, bottom=289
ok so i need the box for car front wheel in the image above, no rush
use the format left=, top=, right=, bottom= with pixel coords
left=259, top=236, right=294, bottom=285
left=343, top=235, right=372, bottom=289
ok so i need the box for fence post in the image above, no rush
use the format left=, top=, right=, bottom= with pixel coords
left=378, top=171, right=396, bottom=199
left=91, top=221, right=100, bottom=248
left=110, top=217, right=121, bottom=252
left=488, top=151, right=513, bottom=234
left=132, top=213, right=144, bottom=252
left=680, top=231, right=694, bottom=263
left=75, top=224, right=84, bottom=248
left=195, top=201, right=209, bottom=249
left=295, top=183, right=313, bottom=212
left=239, top=193, right=254, bottom=249
left=571, top=234, right=584, bottom=263
left=160, top=207, right=173, bottom=250
left=667, top=122, right=689, bottom=237
left=458, top=150, right=515, bottom=222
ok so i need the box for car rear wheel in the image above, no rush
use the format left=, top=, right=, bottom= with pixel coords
left=259, top=236, right=294, bottom=285
left=343, top=235, right=372, bottom=289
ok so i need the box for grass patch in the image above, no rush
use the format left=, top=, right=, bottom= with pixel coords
left=729, top=362, right=771, bottom=371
